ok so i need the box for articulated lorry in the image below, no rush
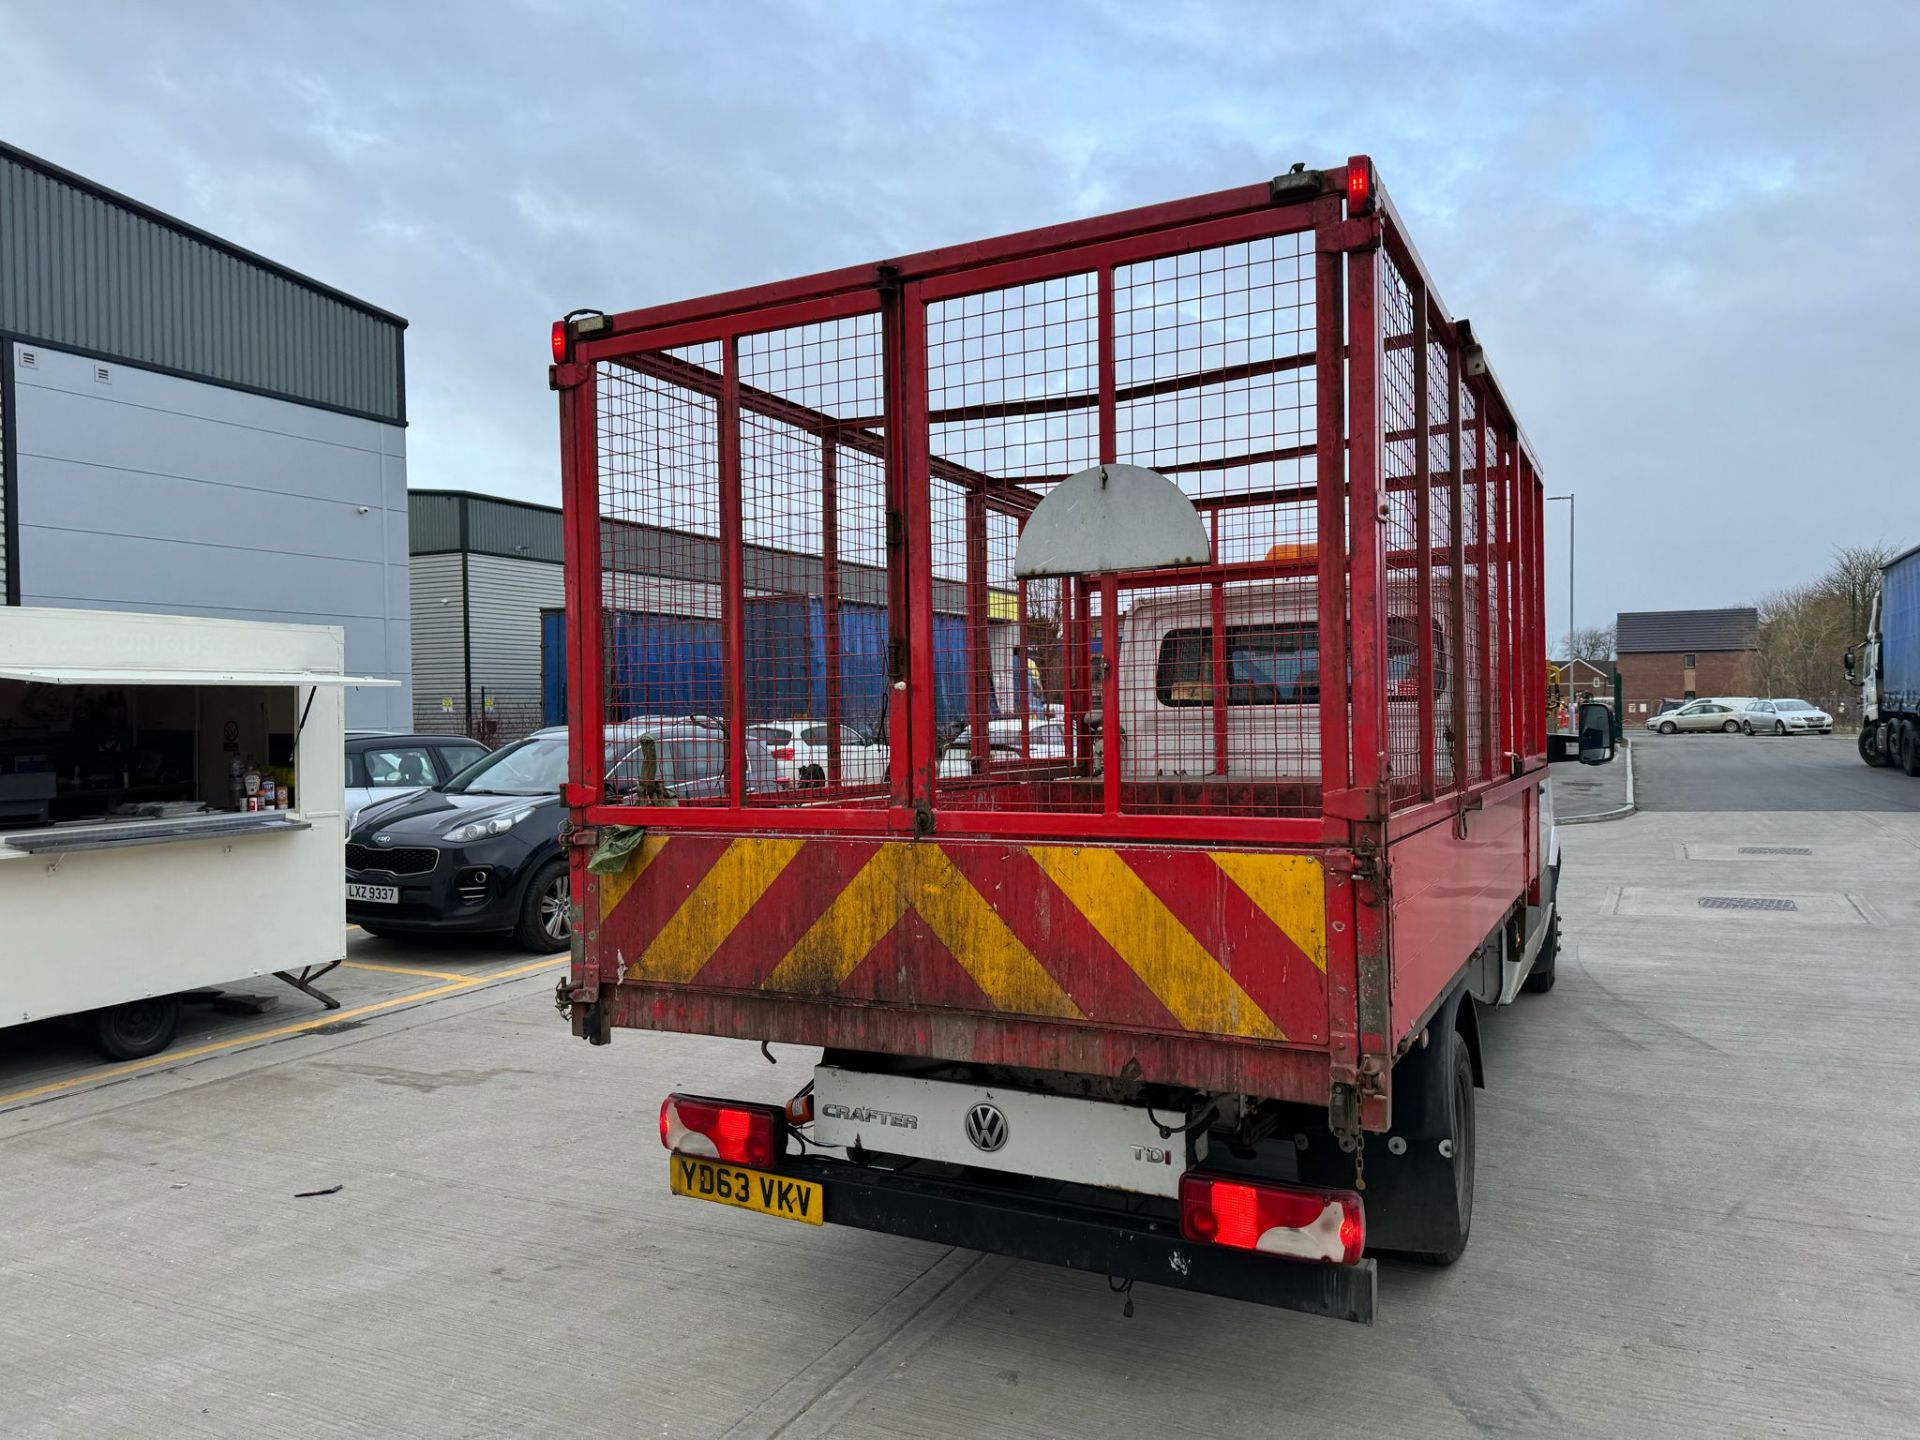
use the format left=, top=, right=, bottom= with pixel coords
left=548, top=157, right=1557, bottom=1324
left=1849, top=544, right=1920, bottom=774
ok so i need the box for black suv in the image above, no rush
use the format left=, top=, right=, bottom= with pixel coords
left=345, top=721, right=771, bottom=951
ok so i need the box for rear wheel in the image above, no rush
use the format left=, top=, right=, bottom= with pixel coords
left=1861, top=725, right=1890, bottom=767
left=1904, top=723, right=1920, bottom=778
left=91, top=996, right=182, bottom=1061
left=513, top=859, right=572, bottom=952
left=1522, top=912, right=1559, bottom=994
left=1404, top=1038, right=1476, bottom=1265
left=1351, top=1002, right=1476, bottom=1265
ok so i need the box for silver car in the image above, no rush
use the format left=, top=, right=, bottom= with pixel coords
left=1741, top=698, right=1834, bottom=736
left=1646, top=699, right=1745, bottom=735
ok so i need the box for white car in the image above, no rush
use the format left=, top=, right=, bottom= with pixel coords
left=1741, top=698, right=1833, bottom=736
left=1645, top=700, right=1744, bottom=735
left=746, top=720, right=888, bottom=788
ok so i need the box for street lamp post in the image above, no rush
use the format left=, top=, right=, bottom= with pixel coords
left=1546, top=493, right=1574, bottom=659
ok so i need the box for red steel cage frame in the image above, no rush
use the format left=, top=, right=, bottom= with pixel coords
left=552, top=158, right=1547, bottom=854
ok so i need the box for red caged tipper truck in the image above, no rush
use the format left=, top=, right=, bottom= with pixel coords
left=549, top=157, right=1558, bottom=1324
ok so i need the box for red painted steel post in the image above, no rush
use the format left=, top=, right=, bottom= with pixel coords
left=1494, top=428, right=1513, bottom=766
left=1015, top=513, right=1032, bottom=758
left=1412, top=285, right=1434, bottom=801
left=1313, top=199, right=1351, bottom=833
left=820, top=436, right=843, bottom=787
left=718, top=337, right=747, bottom=805
left=1346, top=242, right=1387, bottom=809
left=900, top=286, right=939, bottom=804
left=880, top=275, right=913, bottom=809
left=966, top=491, right=992, bottom=770
left=1446, top=342, right=1468, bottom=795
left=1208, top=511, right=1229, bottom=774
left=559, top=364, right=604, bottom=804
left=1474, top=399, right=1494, bottom=781
left=1101, top=574, right=1121, bottom=814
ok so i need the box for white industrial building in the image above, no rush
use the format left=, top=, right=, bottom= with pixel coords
left=0, top=141, right=412, bottom=729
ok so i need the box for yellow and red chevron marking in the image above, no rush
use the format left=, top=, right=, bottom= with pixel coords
left=591, top=835, right=1328, bottom=1044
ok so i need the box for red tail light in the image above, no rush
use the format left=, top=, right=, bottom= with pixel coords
left=1179, top=1173, right=1364, bottom=1265
left=769, top=747, right=795, bottom=762
left=550, top=319, right=568, bottom=362
left=659, top=1093, right=784, bottom=1169
left=1345, top=156, right=1375, bottom=216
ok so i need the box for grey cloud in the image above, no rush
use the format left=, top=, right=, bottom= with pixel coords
left=2, top=0, right=1914, bottom=629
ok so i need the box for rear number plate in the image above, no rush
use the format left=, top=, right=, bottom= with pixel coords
left=669, top=1156, right=823, bottom=1225
left=346, top=883, right=399, bottom=904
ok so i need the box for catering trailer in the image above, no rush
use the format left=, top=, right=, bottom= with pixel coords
left=551, top=158, right=1556, bottom=1323
left=0, top=608, right=390, bottom=1059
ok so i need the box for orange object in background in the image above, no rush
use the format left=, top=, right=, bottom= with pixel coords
left=1264, top=541, right=1318, bottom=564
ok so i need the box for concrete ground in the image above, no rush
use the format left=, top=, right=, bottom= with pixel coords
left=1552, top=738, right=1634, bottom=822
left=3, top=740, right=1918, bottom=1438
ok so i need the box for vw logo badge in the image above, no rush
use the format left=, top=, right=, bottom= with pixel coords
left=374, top=834, right=393, bottom=845
left=964, top=1102, right=1008, bottom=1153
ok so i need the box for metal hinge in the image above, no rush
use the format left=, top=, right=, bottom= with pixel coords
left=886, top=510, right=906, bottom=549
left=549, top=361, right=592, bottom=391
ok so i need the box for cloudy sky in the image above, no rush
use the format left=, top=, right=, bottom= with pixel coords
left=4, top=0, right=1914, bottom=639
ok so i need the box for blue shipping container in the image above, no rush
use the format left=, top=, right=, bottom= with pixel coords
left=542, top=600, right=987, bottom=733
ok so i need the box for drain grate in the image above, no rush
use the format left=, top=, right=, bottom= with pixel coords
left=1698, top=895, right=1798, bottom=912
left=1738, top=846, right=1812, bottom=856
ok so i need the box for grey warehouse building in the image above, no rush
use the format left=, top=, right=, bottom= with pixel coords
left=0, top=141, right=412, bottom=728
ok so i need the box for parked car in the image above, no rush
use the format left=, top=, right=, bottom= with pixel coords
left=346, top=722, right=774, bottom=950
left=746, top=719, right=888, bottom=787
left=1645, top=699, right=1744, bottom=734
left=1741, top=698, right=1834, bottom=736
left=344, top=733, right=492, bottom=828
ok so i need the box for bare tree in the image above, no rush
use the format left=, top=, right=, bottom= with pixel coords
left=1821, top=542, right=1899, bottom=643
left=1561, top=624, right=1616, bottom=663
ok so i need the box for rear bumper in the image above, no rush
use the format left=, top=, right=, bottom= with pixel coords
left=774, top=1153, right=1376, bottom=1323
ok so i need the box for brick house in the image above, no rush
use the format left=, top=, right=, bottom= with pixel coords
left=1615, top=609, right=1759, bottom=717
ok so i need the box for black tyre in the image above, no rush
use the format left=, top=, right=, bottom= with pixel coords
left=513, top=859, right=573, bottom=952
left=91, top=996, right=182, bottom=1061
left=1404, top=1038, right=1476, bottom=1265
left=1351, top=1003, right=1476, bottom=1265
left=1773, top=720, right=1786, bottom=736
left=1861, top=725, right=1890, bottom=768
left=1522, top=912, right=1559, bottom=994
left=1659, top=721, right=1677, bottom=735
left=1721, top=720, right=1740, bottom=733
left=1742, top=722, right=1754, bottom=735
left=1904, top=724, right=1920, bottom=779
left=356, top=925, right=398, bottom=940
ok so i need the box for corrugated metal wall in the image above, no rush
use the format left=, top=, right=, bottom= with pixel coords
left=466, top=552, right=564, bottom=737
left=409, top=554, right=466, bottom=733
left=0, top=144, right=405, bottom=424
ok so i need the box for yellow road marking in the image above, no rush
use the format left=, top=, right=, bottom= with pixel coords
left=1209, top=851, right=1328, bottom=972
left=341, top=960, right=476, bottom=982
left=638, top=836, right=804, bottom=983
left=1030, top=846, right=1282, bottom=1040
left=0, top=956, right=568, bottom=1111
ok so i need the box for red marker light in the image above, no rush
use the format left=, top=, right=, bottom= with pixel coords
left=659, top=1093, right=785, bottom=1169
left=550, top=320, right=568, bottom=362
left=1346, top=157, right=1375, bottom=215
left=1178, top=1173, right=1365, bottom=1264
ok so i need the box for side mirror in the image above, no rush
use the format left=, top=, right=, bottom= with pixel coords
left=1577, top=700, right=1615, bottom=766
left=1842, top=648, right=1856, bottom=682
